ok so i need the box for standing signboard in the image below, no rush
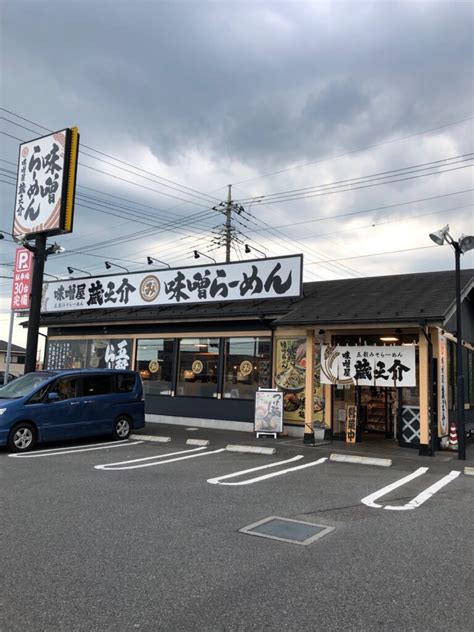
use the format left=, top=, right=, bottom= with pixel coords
left=11, top=247, right=34, bottom=311
left=254, top=389, right=283, bottom=437
left=13, top=127, right=79, bottom=239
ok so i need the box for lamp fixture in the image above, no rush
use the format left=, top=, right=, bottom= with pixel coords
left=428, top=223, right=474, bottom=460
left=147, top=256, right=170, bottom=268
left=105, top=261, right=129, bottom=272
left=380, top=336, right=399, bottom=342
left=193, top=250, right=216, bottom=263
left=67, top=266, right=92, bottom=277
left=244, top=244, right=267, bottom=258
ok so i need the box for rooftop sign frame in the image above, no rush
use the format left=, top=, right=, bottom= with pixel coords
left=41, top=254, right=303, bottom=314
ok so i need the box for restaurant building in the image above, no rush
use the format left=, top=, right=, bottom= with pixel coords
left=37, top=259, right=474, bottom=455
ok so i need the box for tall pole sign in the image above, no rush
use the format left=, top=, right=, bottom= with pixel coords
left=12, top=127, right=80, bottom=373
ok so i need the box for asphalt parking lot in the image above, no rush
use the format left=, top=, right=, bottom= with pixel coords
left=1, top=428, right=473, bottom=632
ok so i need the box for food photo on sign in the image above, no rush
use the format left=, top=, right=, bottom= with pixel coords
left=254, top=390, right=283, bottom=433
left=275, top=338, right=325, bottom=427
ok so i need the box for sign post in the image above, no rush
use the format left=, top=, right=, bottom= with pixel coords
left=12, top=127, right=79, bottom=373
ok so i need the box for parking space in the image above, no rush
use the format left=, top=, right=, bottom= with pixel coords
left=2, top=435, right=470, bottom=514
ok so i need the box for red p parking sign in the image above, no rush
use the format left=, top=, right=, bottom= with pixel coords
left=11, top=247, right=34, bottom=311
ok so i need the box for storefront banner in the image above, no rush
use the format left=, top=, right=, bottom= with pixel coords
left=438, top=334, right=449, bottom=435
left=274, top=337, right=325, bottom=426
left=45, top=338, right=132, bottom=370
left=321, top=345, right=416, bottom=387
left=41, top=255, right=303, bottom=313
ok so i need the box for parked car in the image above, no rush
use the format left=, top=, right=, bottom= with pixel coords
left=0, top=369, right=145, bottom=453
left=0, top=372, right=17, bottom=384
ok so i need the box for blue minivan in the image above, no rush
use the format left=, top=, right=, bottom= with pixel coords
left=0, top=369, right=145, bottom=452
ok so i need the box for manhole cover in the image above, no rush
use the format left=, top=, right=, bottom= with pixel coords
left=239, top=516, right=334, bottom=546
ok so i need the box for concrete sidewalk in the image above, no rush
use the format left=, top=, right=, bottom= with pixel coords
left=133, top=419, right=474, bottom=471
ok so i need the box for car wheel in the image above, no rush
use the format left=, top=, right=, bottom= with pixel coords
left=8, top=422, right=37, bottom=453
left=113, top=416, right=131, bottom=440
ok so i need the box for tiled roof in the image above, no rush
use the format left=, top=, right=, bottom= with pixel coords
left=38, top=269, right=473, bottom=328
left=277, top=269, right=474, bottom=325
left=0, top=339, right=26, bottom=353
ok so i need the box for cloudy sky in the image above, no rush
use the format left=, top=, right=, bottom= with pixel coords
left=0, top=0, right=473, bottom=350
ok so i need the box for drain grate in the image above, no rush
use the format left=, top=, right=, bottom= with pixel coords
left=239, top=516, right=334, bottom=546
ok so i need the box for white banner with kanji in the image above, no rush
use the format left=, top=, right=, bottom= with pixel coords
left=321, top=345, right=416, bottom=387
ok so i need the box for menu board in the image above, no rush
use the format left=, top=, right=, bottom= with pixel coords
left=254, top=389, right=283, bottom=433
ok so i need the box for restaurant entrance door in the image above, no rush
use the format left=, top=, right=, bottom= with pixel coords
left=359, top=386, right=397, bottom=439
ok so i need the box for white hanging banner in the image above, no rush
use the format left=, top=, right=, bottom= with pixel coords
left=437, top=334, right=449, bottom=435
left=321, top=345, right=416, bottom=387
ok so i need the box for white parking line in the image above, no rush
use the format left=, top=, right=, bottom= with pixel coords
left=384, top=470, right=462, bottom=511
left=207, top=456, right=327, bottom=486
left=95, top=447, right=226, bottom=470
left=9, top=440, right=143, bottom=458
left=361, top=467, right=462, bottom=510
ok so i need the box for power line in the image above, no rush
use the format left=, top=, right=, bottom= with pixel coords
left=234, top=115, right=474, bottom=184
left=236, top=163, right=473, bottom=206
left=0, top=109, right=222, bottom=206
left=236, top=154, right=473, bottom=203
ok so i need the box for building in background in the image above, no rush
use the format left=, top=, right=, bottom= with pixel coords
left=0, top=339, right=26, bottom=379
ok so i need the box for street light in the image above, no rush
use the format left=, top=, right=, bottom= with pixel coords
left=105, top=261, right=129, bottom=273
left=429, top=224, right=474, bottom=460
left=193, top=250, right=216, bottom=263
left=244, top=243, right=267, bottom=258
left=147, top=256, right=170, bottom=268
left=67, top=266, right=92, bottom=277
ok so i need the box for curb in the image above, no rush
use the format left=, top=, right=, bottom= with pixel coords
left=226, top=444, right=276, bottom=455
left=186, top=439, right=210, bottom=447
left=130, top=434, right=171, bottom=443
left=329, top=453, right=392, bottom=467
left=464, top=466, right=474, bottom=476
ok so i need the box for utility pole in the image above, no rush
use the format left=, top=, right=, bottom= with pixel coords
left=225, top=184, right=232, bottom=263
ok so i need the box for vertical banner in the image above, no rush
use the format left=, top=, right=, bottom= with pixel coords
left=11, top=247, right=34, bottom=310
left=438, top=334, right=449, bottom=436
left=346, top=405, right=357, bottom=443
left=275, top=337, right=325, bottom=426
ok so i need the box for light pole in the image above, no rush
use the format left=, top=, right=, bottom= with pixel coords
left=429, top=225, right=474, bottom=460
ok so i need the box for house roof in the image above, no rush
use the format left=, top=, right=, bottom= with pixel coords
left=276, top=269, right=474, bottom=326
left=38, top=268, right=473, bottom=330
left=0, top=339, right=26, bottom=354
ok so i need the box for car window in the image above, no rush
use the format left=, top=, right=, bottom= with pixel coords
left=28, top=382, right=54, bottom=404
left=116, top=374, right=136, bottom=393
left=54, top=377, right=80, bottom=401
left=83, top=375, right=114, bottom=396
left=0, top=372, right=54, bottom=399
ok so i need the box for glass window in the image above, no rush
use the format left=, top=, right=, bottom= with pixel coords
left=116, top=373, right=137, bottom=393
left=83, top=375, right=114, bottom=396
left=177, top=338, right=219, bottom=397
left=136, top=339, right=174, bottom=395
left=53, top=376, right=80, bottom=400
left=223, top=337, right=271, bottom=399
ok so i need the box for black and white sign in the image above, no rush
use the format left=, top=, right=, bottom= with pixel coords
left=41, top=255, right=303, bottom=313
left=13, top=128, right=78, bottom=238
left=320, top=345, right=417, bottom=387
